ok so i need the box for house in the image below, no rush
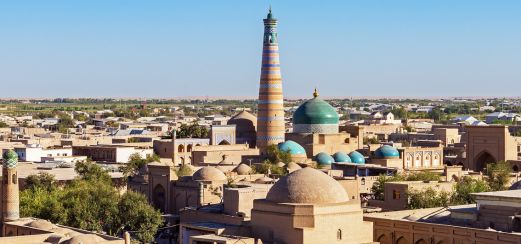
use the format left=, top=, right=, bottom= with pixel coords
left=485, top=112, right=521, bottom=124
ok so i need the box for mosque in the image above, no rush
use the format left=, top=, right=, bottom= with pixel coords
left=171, top=9, right=375, bottom=244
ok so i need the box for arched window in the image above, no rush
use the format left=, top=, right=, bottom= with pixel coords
left=178, top=144, right=184, bottom=153
left=337, top=229, right=342, bottom=240
left=187, top=144, right=193, bottom=152
left=12, top=174, right=17, bottom=184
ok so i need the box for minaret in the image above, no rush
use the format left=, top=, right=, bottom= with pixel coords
left=2, top=150, right=20, bottom=222
left=257, top=7, right=285, bottom=155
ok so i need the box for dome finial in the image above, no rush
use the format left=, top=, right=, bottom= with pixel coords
left=267, top=5, right=273, bottom=19
left=313, top=87, right=319, bottom=98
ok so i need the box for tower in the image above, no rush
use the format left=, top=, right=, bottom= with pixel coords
left=257, top=8, right=285, bottom=155
left=2, top=150, right=19, bottom=222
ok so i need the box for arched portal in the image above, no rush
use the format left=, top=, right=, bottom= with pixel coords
left=152, top=184, right=166, bottom=212
left=376, top=234, right=391, bottom=244
left=475, top=151, right=496, bottom=171
left=396, top=237, right=409, bottom=244
left=416, top=239, right=429, bottom=244
left=514, top=165, right=519, bottom=172
left=219, top=140, right=230, bottom=145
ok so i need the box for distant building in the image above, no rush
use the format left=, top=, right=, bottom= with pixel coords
left=72, top=145, right=153, bottom=163
left=486, top=112, right=521, bottom=124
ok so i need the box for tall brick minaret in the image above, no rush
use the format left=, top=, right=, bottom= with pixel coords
left=2, top=150, right=20, bottom=222
left=257, top=7, right=285, bottom=155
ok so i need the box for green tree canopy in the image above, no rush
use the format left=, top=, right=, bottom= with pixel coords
left=451, top=176, right=490, bottom=204
left=486, top=161, right=512, bottom=191
left=75, top=159, right=112, bottom=183
left=266, top=144, right=291, bottom=164
left=408, top=187, right=451, bottom=209
left=120, top=153, right=159, bottom=177
left=175, top=123, right=208, bottom=138
left=25, top=172, right=57, bottom=192
left=20, top=160, right=163, bottom=243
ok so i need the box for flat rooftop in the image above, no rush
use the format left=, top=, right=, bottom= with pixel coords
left=0, top=162, right=123, bottom=181
left=472, top=189, right=521, bottom=199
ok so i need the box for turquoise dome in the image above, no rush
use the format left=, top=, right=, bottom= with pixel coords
left=349, top=151, right=366, bottom=164
left=315, top=152, right=335, bottom=165
left=293, top=91, right=339, bottom=125
left=278, top=140, right=306, bottom=155
left=333, top=152, right=352, bottom=163
left=374, top=145, right=400, bottom=158
left=3, top=150, right=18, bottom=169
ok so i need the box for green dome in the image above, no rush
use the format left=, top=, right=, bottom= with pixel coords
left=278, top=140, right=306, bottom=155
left=315, top=152, right=335, bottom=165
left=375, top=145, right=400, bottom=158
left=349, top=151, right=365, bottom=164
left=3, top=150, right=18, bottom=169
left=333, top=152, right=352, bottom=163
left=293, top=97, right=339, bottom=125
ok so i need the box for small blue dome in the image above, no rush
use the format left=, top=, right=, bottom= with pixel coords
left=333, top=152, right=352, bottom=163
left=315, top=152, right=335, bottom=165
left=349, top=151, right=366, bottom=164
left=278, top=140, right=306, bottom=155
left=374, top=145, right=400, bottom=158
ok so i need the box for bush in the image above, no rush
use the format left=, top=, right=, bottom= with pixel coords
left=408, top=187, right=451, bottom=209
left=371, top=174, right=405, bottom=200
left=254, top=160, right=287, bottom=176
left=405, top=171, right=441, bottom=181
left=451, top=176, right=490, bottom=204
left=486, top=161, right=512, bottom=191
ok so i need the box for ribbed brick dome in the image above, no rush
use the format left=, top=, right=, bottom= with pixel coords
left=266, top=168, right=349, bottom=204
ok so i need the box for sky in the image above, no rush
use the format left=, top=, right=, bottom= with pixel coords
left=0, top=0, right=520, bottom=99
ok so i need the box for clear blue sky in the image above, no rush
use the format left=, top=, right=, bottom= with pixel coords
left=1, top=1, right=520, bottom=98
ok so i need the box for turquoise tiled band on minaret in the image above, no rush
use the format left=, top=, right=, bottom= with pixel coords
left=257, top=8, right=285, bottom=155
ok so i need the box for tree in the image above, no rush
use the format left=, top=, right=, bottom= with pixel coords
left=20, top=187, right=67, bottom=224
left=115, top=191, right=163, bottom=243
left=75, top=159, right=112, bottom=183
left=363, top=137, right=379, bottom=144
left=175, top=123, right=208, bottom=138
left=391, top=107, right=407, bottom=119
left=254, top=160, right=287, bottom=176
left=371, top=174, right=405, bottom=200
left=451, top=176, right=490, bottom=204
left=25, top=172, right=57, bottom=192
left=266, top=144, right=291, bottom=164
left=405, top=171, right=441, bottom=181
left=61, top=180, right=119, bottom=232
left=57, top=114, right=75, bottom=133
left=120, top=153, right=156, bottom=177
left=0, top=121, right=8, bottom=128
left=20, top=172, right=163, bottom=243
left=408, top=187, right=451, bottom=209
left=486, top=161, right=512, bottom=191
left=428, top=108, right=444, bottom=122
left=176, top=164, right=194, bottom=177
left=371, top=172, right=441, bottom=200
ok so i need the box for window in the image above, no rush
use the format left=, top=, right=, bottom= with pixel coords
left=393, top=190, right=400, bottom=199
left=12, top=173, right=17, bottom=184
left=337, top=229, right=342, bottom=240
